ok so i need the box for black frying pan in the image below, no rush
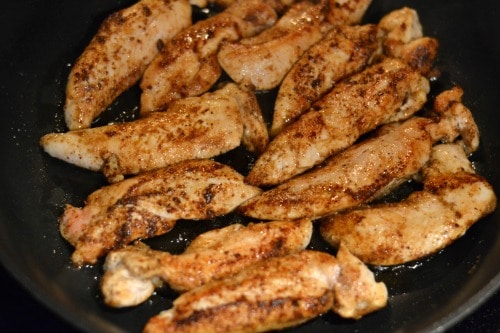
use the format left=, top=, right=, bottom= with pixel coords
left=0, top=0, right=499, bottom=332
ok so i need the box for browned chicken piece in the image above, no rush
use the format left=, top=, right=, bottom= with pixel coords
left=378, top=7, right=423, bottom=43
left=324, top=0, right=373, bottom=25
left=143, top=245, right=387, bottom=333
left=240, top=87, right=479, bottom=220
left=59, top=159, right=262, bottom=266
left=425, top=86, right=479, bottom=154
left=218, top=0, right=373, bottom=91
left=189, top=0, right=233, bottom=8
left=378, top=7, right=438, bottom=75
left=388, top=37, right=438, bottom=76
left=332, top=242, right=388, bottom=318
left=320, top=143, right=497, bottom=266
left=246, top=58, right=429, bottom=187
left=41, top=83, right=265, bottom=182
left=271, top=24, right=379, bottom=136
left=218, top=0, right=330, bottom=91
left=241, top=117, right=433, bottom=220
left=191, top=0, right=294, bottom=11
left=64, top=0, right=192, bottom=130
left=271, top=6, right=439, bottom=137
left=101, top=219, right=313, bottom=307
left=140, top=0, right=280, bottom=113
left=228, top=83, right=269, bottom=154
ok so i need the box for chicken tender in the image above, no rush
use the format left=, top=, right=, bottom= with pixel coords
left=59, top=159, right=262, bottom=266
left=41, top=83, right=264, bottom=182
left=218, top=0, right=373, bottom=91
left=140, top=0, right=279, bottom=113
left=241, top=117, right=434, bottom=220
left=378, top=7, right=438, bottom=75
left=101, top=219, right=312, bottom=307
left=425, top=86, right=479, bottom=154
left=271, top=24, right=379, bottom=136
left=246, top=58, right=429, bottom=187
left=218, top=1, right=330, bottom=91
left=378, top=7, right=423, bottom=43
left=143, top=246, right=387, bottom=333
left=240, top=87, right=480, bottom=220
left=228, top=83, right=269, bottom=154
left=64, top=0, right=191, bottom=130
left=320, top=143, right=497, bottom=266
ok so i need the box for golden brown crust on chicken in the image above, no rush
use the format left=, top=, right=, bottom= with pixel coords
left=246, top=58, right=430, bottom=187
left=64, top=0, right=191, bottom=130
left=325, top=0, right=373, bottom=25
left=426, top=86, right=479, bottom=153
left=241, top=86, right=480, bottom=221
left=271, top=24, right=379, bottom=136
left=140, top=0, right=279, bottom=113
left=60, top=159, right=262, bottom=266
left=101, top=219, right=313, bottom=307
left=218, top=0, right=373, bottom=91
left=41, top=84, right=256, bottom=182
left=378, top=7, right=423, bottom=43
left=189, top=0, right=236, bottom=8
left=377, top=7, right=438, bottom=75
left=143, top=247, right=386, bottom=333
left=332, top=244, right=388, bottom=318
left=240, top=117, right=434, bottom=220
left=218, top=0, right=331, bottom=91
left=320, top=144, right=497, bottom=266
left=223, top=83, right=269, bottom=154
left=384, top=36, right=438, bottom=75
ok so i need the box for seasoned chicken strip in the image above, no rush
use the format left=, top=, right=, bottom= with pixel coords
left=218, top=0, right=373, bottom=91
left=240, top=87, right=479, bottom=220
left=425, top=86, right=479, bottom=154
left=191, top=0, right=295, bottom=10
left=324, top=0, right=373, bottom=25
left=64, top=0, right=191, bottom=130
left=241, top=117, right=433, bottom=220
left=41, top=83, right=264, bottom=182
left=272, top=7, right=439, bottom=137
left=189, top=0, right=234, bottom=8
left=271, top=24, right=379, bottom=136
left=246, top=58, right=430, bottom=186
left=320, top=144, right=497, bottom=266
left=218, top=1, right=329, bottom=91
left=140, top=0, right=279, bottom=113
left=59, top=159, right=262, bottom=266
left=388, top=36, right=438, bottom=76
left=332, top=243, right=388, bottom=319
left=227, top=83, right=269, bottom=154
left=101, top=219, right=313, bottom=307
left=378, top=7, right=438, bottom=75
left=378, top=7, right=423, bottom=44
left=143, top=246, right=387, bottom=333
